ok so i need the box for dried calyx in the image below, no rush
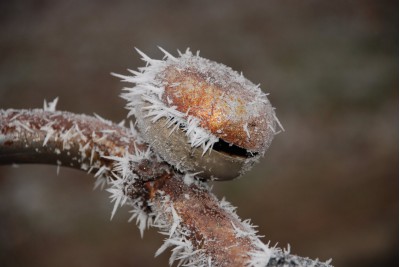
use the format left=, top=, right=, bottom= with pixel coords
left=115, top=47, right=282, bottom=181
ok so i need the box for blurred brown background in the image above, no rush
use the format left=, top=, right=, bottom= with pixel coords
left=0, top=0, right=398, bottom=266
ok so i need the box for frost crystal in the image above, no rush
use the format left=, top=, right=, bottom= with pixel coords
left=153, top=195, right=210, bottom=267
left=103, top=148, right=150, bottom=220
left=219, top=197, right=276, bottom=266
left=128, top=199, right=151, bottom=238
left=107, top=178, right=129, bottom=220
left=248, top=240, right=273, bottom=267
left=43, top=97, right=59, bottom=112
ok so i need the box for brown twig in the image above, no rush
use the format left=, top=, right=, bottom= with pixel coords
left=0, top=109, right=333, bottom=267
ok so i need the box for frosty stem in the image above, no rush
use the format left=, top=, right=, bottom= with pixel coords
left=0, top=109, right=332, bottom=267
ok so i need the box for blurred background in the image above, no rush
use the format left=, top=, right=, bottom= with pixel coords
left=0, top=0, right=398, bottom=266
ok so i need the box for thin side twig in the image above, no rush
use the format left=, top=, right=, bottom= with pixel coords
left=0, top=108, right=333, bottom=267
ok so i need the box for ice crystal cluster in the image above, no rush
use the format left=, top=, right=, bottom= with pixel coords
left=115, top=47, right=283, bottom=180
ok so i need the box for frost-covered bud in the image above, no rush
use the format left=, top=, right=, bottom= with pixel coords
left=116, top=48, right=282, bottom=180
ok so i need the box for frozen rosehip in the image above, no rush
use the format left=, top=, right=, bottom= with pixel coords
left=115, top=48, right=282, bottom=180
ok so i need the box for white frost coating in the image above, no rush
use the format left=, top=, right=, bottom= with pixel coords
left=218, top=197, right=275, bottom=267
left=247, top=240, right=273, bottom=267
left=6, top=109, right=113, bottom=191
left=169, top=205, right=180, bottom=238
left=107, top=177, right=130, bottom=220
left=89, top=146, right=96, bottom=165
left=153, top=196, right=209, bottom=267
left=60, top=127, right=78, bottom=150
left=13, top=120, right=34, bottom=133
left=9, top=113, right=22, bottom=121
left=116, top=48, right=220, bottom=155
left=43, top=97, right=59, bottom=112
left=104, top=154, right=135, bottom=181
left=273, top=113, right=285, bottom=134
left=93, top=174, right=109, bottom=190
left=103, top=145, right=151, bottom=220
left=183, top=172, right=195, bottom=185
left=231, top=221, right=253, bottom=238
left=284, top=244, right=291, bottom=255
left=100, top=129, right=116, bottom=134
left=219, top=197, right=238, bottom=214
left=128, top=199, right=152, bottom=238
left=93, top=113, right=113, bottom=126
left=118, top=119, right=126, bottom=127
left=41, top=122, right=55, bottom=146
left=94, top=165, right=109, bottom=178
left=129, top=120, right=141, bottom=139
left=243, top=123, right=251, bottom=139
left=74, top=124, right=87, bottom=142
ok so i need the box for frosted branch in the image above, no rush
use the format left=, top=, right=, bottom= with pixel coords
left=0, top=109, right=333, bottom=267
